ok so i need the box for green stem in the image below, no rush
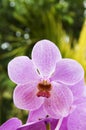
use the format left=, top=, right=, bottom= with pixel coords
left=46, top=122, right=51, bottom=130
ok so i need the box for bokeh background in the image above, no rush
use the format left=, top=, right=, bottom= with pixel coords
left=0, top=0, right=86, bottom=125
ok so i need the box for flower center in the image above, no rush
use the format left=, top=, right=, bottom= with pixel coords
left=37, top=80, right=52, bottom=98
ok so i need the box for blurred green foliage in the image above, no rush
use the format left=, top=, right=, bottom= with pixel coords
left=0, top=0, right=86, bottom=125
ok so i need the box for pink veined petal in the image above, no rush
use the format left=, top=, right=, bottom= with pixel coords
left=8, top=56, right=40, bottom=84
left=51, top=59, right=84, bottom=85
left=67, top=103, right=86, bottom=130
left=27, top=105, right=48, bottom=123
left=0, top=118, right=22, bottom=130
left=32, top=39, right=62, bottom=78
left=13, top=82, right=44, bottom=111
left=44, top=82, right=73, bottom=119
left=74, top=96, right=86, bottom=105
left=69, top=78, right=85, bottom=100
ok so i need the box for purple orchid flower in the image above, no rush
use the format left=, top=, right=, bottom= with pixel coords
left=0, top=118, right=22, bottom=130
left=8, top=39, right=84, bottom=118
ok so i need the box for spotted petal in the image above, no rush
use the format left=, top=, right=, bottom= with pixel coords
left=8, top=56, right=40, bottom=84
left=13, top=82, right=44, bottom=111
left=32, top=40, right=61, bottom=78
left=44, top=82, right=73, bottom=119
left=51, top=59, right=84, bottom=85
left=27, top=105, right=48, bottom=122
left=27, top=106, right=58, bottom=130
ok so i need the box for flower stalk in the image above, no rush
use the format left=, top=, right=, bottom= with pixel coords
left=46, top=122, right=51, bottom=130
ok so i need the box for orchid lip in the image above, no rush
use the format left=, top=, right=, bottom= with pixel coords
left=36, top=80, right=52, bottom=98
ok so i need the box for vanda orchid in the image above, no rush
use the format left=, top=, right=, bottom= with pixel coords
left=8, top=39, right=84, bottom=119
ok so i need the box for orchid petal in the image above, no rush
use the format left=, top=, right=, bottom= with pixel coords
left=51, top=59, right=84, bottom=85
left=0, top=118, right=22, bottom=130
left=68, top=103, right=86, bottom=130
left=44, top=82, right=73, bottom=119
left=32, top=40, right=61, bottom=77
left=13, top=82, right=44, bottom=111
left=27, top=105, right=48, bottom=122
left=74, top=96, right=86, bottom=105
left=69, top=78, right=85, bottom=100
left=27, top=106, right=58, bottom=130
left=8, top=56, right=40, bottom=84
